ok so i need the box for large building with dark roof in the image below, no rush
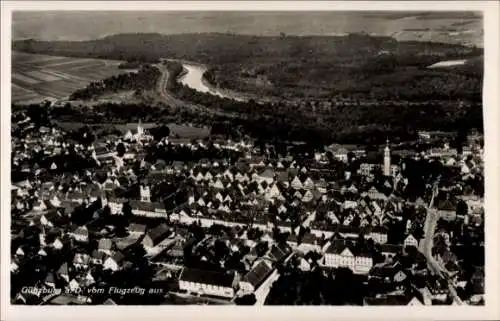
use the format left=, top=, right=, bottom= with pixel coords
left=239, top=260, right=274, bottom=294
left=323, top=239, right=374, bottom=274
left=178, top=267, right=238, bottom=299
left=265, top=243, right=292, bottom=263
left=142, top=223, right=171, bottom=252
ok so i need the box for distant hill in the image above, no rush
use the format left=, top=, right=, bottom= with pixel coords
left=12, top=32, right=482, bottom=65
left=12, top=11, right=483, bottom=46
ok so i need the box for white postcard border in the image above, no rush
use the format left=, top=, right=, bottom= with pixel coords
left=1, top=2, right=499, bottom=320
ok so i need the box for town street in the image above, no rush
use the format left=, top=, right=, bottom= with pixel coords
left=419, top=185, right=463, bottom=305
left=255, top=253, right=295, bottom=306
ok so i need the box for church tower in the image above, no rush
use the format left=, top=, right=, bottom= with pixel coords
left=137, top=119, right=144, bottom=137
left=383, top=139, right=391, bottom=176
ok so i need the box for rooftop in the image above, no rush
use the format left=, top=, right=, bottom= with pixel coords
left=179, top=267, right=236, bottom=288
left=242, top=260, right=274, bottom=288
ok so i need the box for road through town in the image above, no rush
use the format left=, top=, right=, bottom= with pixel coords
left=419, top=182, right=463, bottom=305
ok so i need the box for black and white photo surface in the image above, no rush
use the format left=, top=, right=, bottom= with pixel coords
left=6, top=6, right=491, bottom=310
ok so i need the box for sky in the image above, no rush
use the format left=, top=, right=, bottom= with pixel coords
left=12, top=11, right=483, bottom=46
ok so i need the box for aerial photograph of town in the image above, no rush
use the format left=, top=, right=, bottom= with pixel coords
left=9, top=9, right=485, bottom=307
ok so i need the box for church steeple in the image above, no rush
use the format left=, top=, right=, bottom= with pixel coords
left=137, top=119, right=144, bottom=136
left=384, top=139, right=391, bottom=176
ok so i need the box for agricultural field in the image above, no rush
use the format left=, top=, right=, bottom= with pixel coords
left=12, top=51, right=125, bottom=104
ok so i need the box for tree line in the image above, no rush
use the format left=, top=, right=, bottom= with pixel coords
left=36, top=92, right=483, bottom=148
left=14, top=33, right=483, bottom=101
left=69, top=65, right=161, bottom=100
left=164, top=71, right=482, bottom=146
left=204, top=55, right=482, bottom=101
left=14, top=33, right=481, bottom=69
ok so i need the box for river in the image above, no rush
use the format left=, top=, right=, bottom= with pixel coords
left=177, top=63, right=246, bottom=102
left=427, top=59, right=467, bottom=68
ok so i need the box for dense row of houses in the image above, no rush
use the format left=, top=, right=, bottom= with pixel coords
left=178, top=242, right=292, bottom=298
left=11, top=117, right=485, bottom=305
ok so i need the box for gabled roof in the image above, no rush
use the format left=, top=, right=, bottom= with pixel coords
left=166, top=241, right=185, bottom=257
left=179, top=268, right=236, bottom=288
left=129, top=200, right=156, bottom=212
left=326, top=239, right=351, bottom=255
left=57, top=262, right=69, bottom=276
left=172, top=161, right=185, bottom=169
left=259, top=168, right=275, bottom=179
left=437, top=199, right=456, bottom=211
left=129, top=223, right=146, bottom=233
left=145, top=223, right=170, bottom=246
left=45, top=272, right=55, bottom=284
left=302, top=233, right=320, bottom=245
left=289, top=233, right=318, bottom=245
left=94, top=146, right=110, bottom=155
left=315, top=179, right=328, bottom=188
left=73, top=253, right=91, bottom=264
left=369, top=264, right=398, bottom=279
left=98, top=238, right=113, bottom=251
left=109, top=251, right=125, bottom=264
left=338, top=225, right=361, bottom=235
left=74, top=226, right=88, bottom=236
left=275, top=171, right=289, bottom=183
left=242, top=260, right=274, bottom=288
left=91, top=250, right=107, bottom=261
left=43, top=209, right=62, bottom=223
left=380, top=244, right=402, bottom=254
left=266, top=244, right=291, bottom=262
left=371, top=226, right=388, bottom=234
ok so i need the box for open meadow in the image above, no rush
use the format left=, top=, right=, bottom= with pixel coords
left=12, top=51, right=125, bottom=104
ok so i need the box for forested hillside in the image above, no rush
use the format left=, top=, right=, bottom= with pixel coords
left=13, top=32, right=483, bottom=100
